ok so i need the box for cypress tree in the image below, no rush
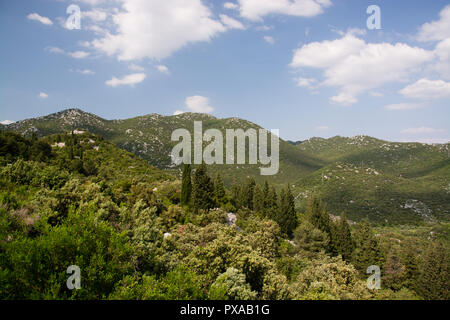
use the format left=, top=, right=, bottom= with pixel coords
left=262, top=181, right=269, bottom=207
left=276, top=185, right=297, bottom=236
left=352, top=218, right=384, bottom=275
left=266, top=185, right=278, bottom=220
left=401, top=241, right=420, bottom=291
left=416, top=241, right=449, bottom=300
left=252, top=184, right=265, bottom=214
left=214, top=173, right=226, bottom=206
left=230, top=181, right=241, bottom=210
left=192, top=163, right=214, bottom=213
left=336, top=212, right=354, bottom=262
left=306, top=196, right=337, bottom=255
left=181, top=164, right=192, bottom=206
left=240, top=178, right=256, bottom=209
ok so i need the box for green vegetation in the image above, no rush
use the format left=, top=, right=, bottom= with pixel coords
left=0, top=130, right=448, bottom=300
left=5, top=109, right=449, bottom=225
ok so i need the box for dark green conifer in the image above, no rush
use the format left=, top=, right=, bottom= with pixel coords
left=336, top=212, right=354, bottom=262
left=416, top=241, right=449, bottom=300
left=180, top=164, right=192, bottom=206
left=192, top=163, right=214, bottom=213
left=214, top=173, right=226, bottom=206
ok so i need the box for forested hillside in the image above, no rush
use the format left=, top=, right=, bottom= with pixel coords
left=3, top=109, right=449, bottom=224
left=0, top=131, right=448, bottom=300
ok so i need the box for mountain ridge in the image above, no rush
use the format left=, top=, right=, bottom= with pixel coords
left=2, top=108, right=449, bottom=223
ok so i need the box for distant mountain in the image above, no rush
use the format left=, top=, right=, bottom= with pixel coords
left=4, top=108, right=322, bottom=185
left=292, top=135, right=450, bottom=223
left=4, top=108, right=449, bottom=223
left=287, top=140, right=304, bottom=145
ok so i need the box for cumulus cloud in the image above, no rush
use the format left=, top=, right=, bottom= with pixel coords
left=220, top=14, right=246, bottom=30
left=38, top=92, right=48, bottom=99
left=82, top=9, right=108, bottom=22
left=1, top=120, right=14, bottom=125
left=174, top=95, right=214, bottom=114
left=156, top=65, right=170, bottom=75
left=69, top=51, right=90, bottom=59
left=401, top=127, right=445, bottom=134
left=263, top=35, right=275, bottom=44
left=129, top=63, right=145, bottom=71
left=399, top=78, right=450, bottom=100
left=434, top=38, right=450, bottom=79
left=185, top=95, right=214, bottom=113
left=105, top=73, right=146, bottom=87
left=173, top=110, right=185, bottom=115
left=417, top=5, right=450, bottom=42
left=295, top=77, right=317, bottom=89
left=290, top=33, right=434, bottom=105
left=290, top=34, right=365, bottom=69
left=27, top=13, right=53, bottom=25
left=46, top=46, right=65, bottom=54
left=236, top=0, right=332, bottom=21
left=91, top=0, right=228, bottom=61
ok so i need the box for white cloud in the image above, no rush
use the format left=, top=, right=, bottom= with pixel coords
left=1, top=120, right=14, bottom=125
left=263, top=35, right=275, bottom=44
left=83, top=9, right=108, bottom=22
left=106, top=73, right=146, bottom=87
left=69, top=51, right=90, bottom=59
left=173, top=110, right=185, bottom=115
left=185, top=95, right=214, bottom=113
left=236, top=0, right=332, bottom=21
left=329, top=92, right=357, bottom=106
left=417, top=5, right=450, bottom=42
left=295, top=77, right=317, bottom=89
left=73, top=69, right=95, bottom=75
left=290, top=34, right=365, bottom=69
left=255, top=25, right=272, bottom=31
left=45, top=47, right=92, bottom=60
left=384, top=103, right=425, bottom=111
left=315, top=125, right=329, bottom=131
left=156, top=65, right=170, bottom=75
left=401, top=127, right=445, bottom=134
left=27, top=13, right=53, bottom=25
left=399, top=78, right=450, bottom=100
left=86, top=25, right=108, bottom=34
left=46, top=46, right=65, bottom=54
left=91, top=0, right=228, bottom=61
left=38, top=92, right=48, bottom=99
left=76, top=0, right=106, bottom=5
left=220, top=14, right=246, bottom=30
left=290, top=33, right=434, bottom=105
left=434, top=38, right=450, bottom=79
left=224, top=2, right=239, bottom=10
left=129, top=63, right=145, bottom=71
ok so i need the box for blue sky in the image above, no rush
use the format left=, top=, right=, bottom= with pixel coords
left=0, top=0, right=449, bottom=143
